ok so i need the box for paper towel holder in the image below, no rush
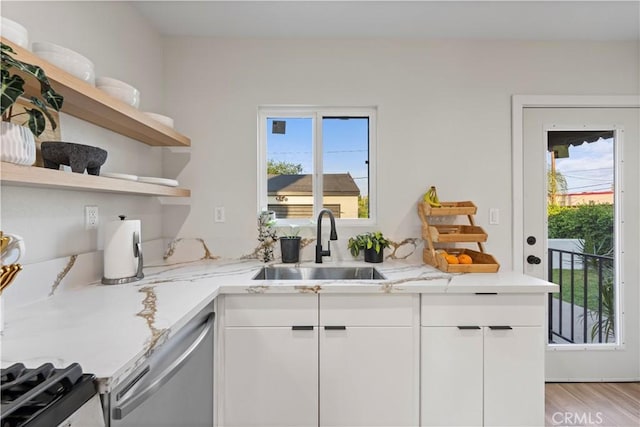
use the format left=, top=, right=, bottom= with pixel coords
left=101, top=216, right=145, bottom=285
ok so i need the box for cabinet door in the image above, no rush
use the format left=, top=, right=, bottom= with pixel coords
left=222, top=327, right=318, bottom=427
left=320, top=326, right=418, bottom=427
left=483, top=326, right=544, bottom=427
left=421, top=327, right=483, bottom=427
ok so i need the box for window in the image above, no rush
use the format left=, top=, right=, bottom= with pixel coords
left=258, top=107, right=376, bottom=225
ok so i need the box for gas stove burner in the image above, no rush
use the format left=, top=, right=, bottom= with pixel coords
left=1, top=363, right=97, bottom=427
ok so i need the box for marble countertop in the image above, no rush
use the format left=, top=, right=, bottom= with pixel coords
left=0, top=258, right=557, bottom=392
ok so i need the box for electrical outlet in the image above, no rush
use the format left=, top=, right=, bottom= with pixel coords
left=214, top=207, right=225, bottom=223
left=85, top=205, right=99, bottom=229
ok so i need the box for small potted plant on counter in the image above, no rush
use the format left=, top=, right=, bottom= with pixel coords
left=279, top=225, right=301, bottom=264
left=1, top=42, right=64, bottom=165
left=347, top=231, right=390, bottom=263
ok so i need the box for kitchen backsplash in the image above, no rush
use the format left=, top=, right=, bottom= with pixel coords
left=3, top=235, right=423, bottom=310
left=3, top=239, right=166, bottom=309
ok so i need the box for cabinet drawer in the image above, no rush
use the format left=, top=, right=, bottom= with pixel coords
left=224, top=294, right=318, bottom=327
left=320, top=294, right=418, bottom=327
left=421, top=294, right=545, bottom=327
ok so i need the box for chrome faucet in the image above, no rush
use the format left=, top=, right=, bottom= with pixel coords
left=315, top=209, right=338, bottom=263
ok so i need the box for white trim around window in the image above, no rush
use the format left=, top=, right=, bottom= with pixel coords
left=258, top=106, right=378, bottom=226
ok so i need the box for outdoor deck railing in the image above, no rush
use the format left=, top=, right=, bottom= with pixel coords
left=547, top=248, right=614, bottom=344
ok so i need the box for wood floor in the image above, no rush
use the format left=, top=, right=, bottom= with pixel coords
left=546, top=382, right=640, bottom=426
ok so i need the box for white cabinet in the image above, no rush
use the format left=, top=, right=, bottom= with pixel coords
left=421, top=326, right=484, bottom=427
left=220, top=294, right=419, bottom=427
left=220, top=294, right=318, bottom=427
left=220, top=292, right=546, bottom=427
left=223, top=327, right=318, bottom=427
left=421, top=294, right=545, bottom=427
left=483, top=326, right=544, bottom=426
left=319, top=294, right=419, bottom=427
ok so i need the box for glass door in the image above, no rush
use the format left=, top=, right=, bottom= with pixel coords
left=523, top=107, right=639, bottom=380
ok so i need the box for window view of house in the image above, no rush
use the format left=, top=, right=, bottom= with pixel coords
left=262, top=111, right=374, bottom=221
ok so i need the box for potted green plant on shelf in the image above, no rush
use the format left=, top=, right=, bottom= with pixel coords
left=279, top=225, right=301, bottom=264
left=347, top=231, right=390, bottom=263
left=1, top=42, right=64, bottom=165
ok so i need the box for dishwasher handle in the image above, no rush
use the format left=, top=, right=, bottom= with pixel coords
left=112, top=312, right=215, bottom=420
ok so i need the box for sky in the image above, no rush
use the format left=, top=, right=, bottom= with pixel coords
left=552, top=138, right=614, bottom=194
left=268, top=121, right=615, bottom=197
left=266, top=117, right=369, bottom=196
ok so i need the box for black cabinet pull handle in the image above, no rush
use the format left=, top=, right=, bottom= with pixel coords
left=489, top=326, right=513, bottom=330
left=324, top=326, right=347, bottom=330
left=457, top=326, right=481, bottom=330
left=474, top=292, right=498, bottom=295
left=292, top=326, right=314, bottom=331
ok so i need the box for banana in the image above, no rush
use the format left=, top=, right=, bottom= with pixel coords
left=430, top=186, right=441, bottom=207
left=423, top=186, right=441, bottom=208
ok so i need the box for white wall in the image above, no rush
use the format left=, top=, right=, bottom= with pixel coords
left=163, top=38, right=639, bottom=266
left=1, top=1, right=167, bottom=263
left=2, top=5, right=638, bottom=268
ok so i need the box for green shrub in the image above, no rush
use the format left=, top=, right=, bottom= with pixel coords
left=547, top=202, right=614, bottom=256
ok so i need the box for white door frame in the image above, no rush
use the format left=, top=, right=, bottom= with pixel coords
left=511, top=95, right=640, bottom=271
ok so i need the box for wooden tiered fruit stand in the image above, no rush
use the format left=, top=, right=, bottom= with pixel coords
left=418, top=201, right=500, bottom=273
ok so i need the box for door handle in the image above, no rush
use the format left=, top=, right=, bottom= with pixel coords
left=527, top=255, right=542, bottom=265
left=489, top=326, right=513, bottom=330
left=291, top=326, right=314, bottom=331
left=324, top=326, right=346, bottom=330
left=457, top=326, right=481, bottom=330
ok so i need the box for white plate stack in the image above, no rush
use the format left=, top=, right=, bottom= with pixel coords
left=96, top=77, right=140, bottom=108
left=143, top=112, right=175, bottom=128
left=32, top=41, right=95, bottom=85
left=1, top=17, right=29, bottom=48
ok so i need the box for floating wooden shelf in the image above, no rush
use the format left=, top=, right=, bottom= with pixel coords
left=1, top=162, right=190, bottom=197
left=1, top=38, right=190, bottom=148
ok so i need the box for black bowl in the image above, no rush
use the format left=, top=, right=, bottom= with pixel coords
left=41, top=141, right=108, bottom=175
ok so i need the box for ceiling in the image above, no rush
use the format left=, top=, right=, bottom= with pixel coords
left=131, top=1, right=640, bottom=41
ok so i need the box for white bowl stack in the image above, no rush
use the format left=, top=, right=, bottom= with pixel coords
left=32, top=42, right=95, bottom=85
left=1, top=17, right=29, bottom=49
left=143, top=112, right=174, bottom=128
left=96, top=77, right=140, bottom=109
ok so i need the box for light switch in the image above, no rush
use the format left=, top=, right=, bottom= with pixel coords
left=215, top=207, right=225, bottom=223
left=489, top=208, right=499, bottom=225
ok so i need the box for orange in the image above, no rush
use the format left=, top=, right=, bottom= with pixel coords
left=445, top=254, right=459, bottom=264
left=458, top=254, right=473, bottom=264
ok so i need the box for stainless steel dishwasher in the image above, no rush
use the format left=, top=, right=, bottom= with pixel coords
left=102, top=304, right=214, bottom=427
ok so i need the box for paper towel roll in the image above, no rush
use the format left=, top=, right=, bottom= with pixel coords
left=103, top=218, right=141, bottom=280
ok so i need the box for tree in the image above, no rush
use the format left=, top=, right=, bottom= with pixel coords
left=548, top=169, right=568, bottom=206
left=358, top=195, right=369, bottom=218
left=267, top=159, right=303, bottom=175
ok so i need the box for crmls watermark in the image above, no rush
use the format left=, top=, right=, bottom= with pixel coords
left=552, top=411, right=604, bottom=426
